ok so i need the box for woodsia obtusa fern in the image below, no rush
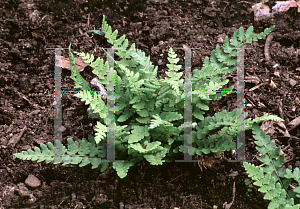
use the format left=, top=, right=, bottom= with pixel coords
left=14, top=15, right=283, bottom=180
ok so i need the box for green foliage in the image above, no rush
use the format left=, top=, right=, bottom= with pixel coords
left=243, top=124, right=300, bottom=209
left=14, top=137, right=109, bottom=172
left=208, top=25, right=275, bottom=75
left=244, top=179, right=253, bottom=194
left=14, top=15, right=282, bottom=179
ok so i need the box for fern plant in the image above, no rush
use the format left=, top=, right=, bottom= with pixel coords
left=14, top=15, right=283, bottom=179
left=243, top=124, right=300, bottom=209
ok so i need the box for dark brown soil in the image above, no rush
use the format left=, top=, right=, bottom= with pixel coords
left=1, top=0, right=299, bottom=208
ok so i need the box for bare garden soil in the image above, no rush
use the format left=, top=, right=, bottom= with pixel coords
left=1, top=0, right=300, bottom=208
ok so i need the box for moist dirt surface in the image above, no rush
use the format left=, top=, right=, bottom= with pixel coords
left=1, top=0, right=300, bottom=208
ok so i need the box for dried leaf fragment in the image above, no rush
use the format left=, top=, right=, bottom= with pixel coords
left=56, top=56, right=89, bottom=72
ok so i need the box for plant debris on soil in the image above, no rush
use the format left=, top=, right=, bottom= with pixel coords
left=0, top=0, right=299, bottom=208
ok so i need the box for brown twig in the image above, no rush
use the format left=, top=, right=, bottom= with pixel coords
left=8, top=126, right=27, bottom=147
left=223, top=181, right=236, bottom=209
left=264, top=33, right=275, bottom=65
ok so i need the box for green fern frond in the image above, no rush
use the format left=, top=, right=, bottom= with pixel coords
left=94, top=121, right=107, bottom=144
left=102, top=15, right=157, bottom=81
left=163, top=47, right=183, bottom=95
left=131, top=49, right=158, bottom=80
left=128, top=126, right=150, bottom=143
left=149, top=114, right=172, bottom=130
left=201, top=25, right=275, bottom=79
left=244, top=113, right=284, bottom=130
left=216, top=25, right=275, bottom=68
left=13, top=138, right=108, bottom=170
left=167, top=47, right=182, bottom=72
left=73, top=51, right=94, bottom=63
left=74, top=91, right=107, bottom=122
left=112, top=158, right=141, bottom=179
left=188, top=109, right=245, bottom=155
left=73, top=51, right=108, bottom=84
left=243, top=124, right=300, bottom=209
left=68, top=44, right=91, bottom=91
left=143, top=145, right=168, bottom=165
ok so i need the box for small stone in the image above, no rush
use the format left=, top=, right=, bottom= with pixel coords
left=158, top=59, right=164, bottom=65
left=25, top=174, right=41, bottom=188
left=289, top=79, right=297, bottom=87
